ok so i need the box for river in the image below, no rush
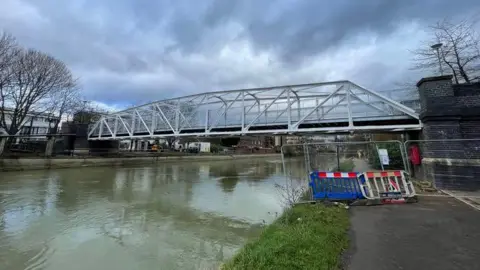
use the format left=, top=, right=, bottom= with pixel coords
left=0, top=157, right=308, bottom=270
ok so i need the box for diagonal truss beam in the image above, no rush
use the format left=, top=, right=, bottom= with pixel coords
left=208, top=92, right=242, bottom=132
left=135, top=110, right=151, bottom=135
left=244, top=89, right=287, bottom=131
left=102, top=118, right=114, bottom=136
left=178, top=95, right=207, bottom=131
left=88, top=120, right=100, bottom=137
left=318, top=96, right=347, bottom=120
left=273, top=98, right=298, bottom=123
left=117, top=115, right=132, bottom=136
left=351, top=82, right=419, bottom=119
left=350, top=92, right=387, bottom=115
left=291, top=85, right=344, bottom=129
left=155, top=104, right=176, bottom=134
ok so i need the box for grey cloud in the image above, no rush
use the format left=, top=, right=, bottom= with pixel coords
left=1, top=0, right=479, bottom=107
left=167, top=0, right=479, bottom=63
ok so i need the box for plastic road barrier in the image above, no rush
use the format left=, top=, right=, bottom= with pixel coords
left=309, top=171, right=365, bottom=201
left=358, top=171, right=416, bottom=202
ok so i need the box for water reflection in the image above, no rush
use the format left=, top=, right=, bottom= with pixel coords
left=0, top=157, right=303, bottom=270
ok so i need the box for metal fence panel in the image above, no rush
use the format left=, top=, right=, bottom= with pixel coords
left=281, top=140, right=407, bottom=203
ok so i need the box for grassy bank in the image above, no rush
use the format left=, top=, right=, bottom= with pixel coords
left=222, top=204, right=349, bottom=270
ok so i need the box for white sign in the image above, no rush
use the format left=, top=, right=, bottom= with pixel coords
left=378, top=149, right=390, bottom=165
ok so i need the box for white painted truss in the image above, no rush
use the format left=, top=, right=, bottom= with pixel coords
left=87, top=80, right=421, bottom=140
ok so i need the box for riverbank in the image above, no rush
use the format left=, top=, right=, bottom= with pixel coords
left=0, top=153, right=281, bottom=172
left=222, top=203, right=349, bottom=270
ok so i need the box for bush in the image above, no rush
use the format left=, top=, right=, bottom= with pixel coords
left=282, top=146, right=303, bottom=157
left=210, top=144, right=222, bottom=153
left=368, top=143, right=405, bottom=170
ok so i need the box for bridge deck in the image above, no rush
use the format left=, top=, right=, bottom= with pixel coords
left=88, top=81, right=421, bottom=140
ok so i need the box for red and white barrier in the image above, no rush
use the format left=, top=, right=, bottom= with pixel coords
left=318, top=172, right=358, bottom=178
left=359, top=170, right=416, bottom=203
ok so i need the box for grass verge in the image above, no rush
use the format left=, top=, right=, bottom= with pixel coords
left=222, top=204, right=350, bottom=270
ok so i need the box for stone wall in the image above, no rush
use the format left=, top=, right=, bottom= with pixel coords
left=416, top=76, right=480, bottom=191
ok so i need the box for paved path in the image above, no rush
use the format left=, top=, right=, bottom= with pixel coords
left=352, top=158, right=372, bottom=172
left=345, top=196, right=480, bottom=270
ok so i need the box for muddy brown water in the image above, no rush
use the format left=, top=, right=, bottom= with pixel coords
left=0, top=158, right=314, bottom=270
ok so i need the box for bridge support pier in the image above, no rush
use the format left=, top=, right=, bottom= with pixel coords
left=88, top=140, right=120, bottom=156
left=274, top=136, right=282, bottom=147
left=143, top=140, right=149, bottom=151
left=416, top=75, right=480, bottom=190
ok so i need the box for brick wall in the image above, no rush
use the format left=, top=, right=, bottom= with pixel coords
left=417, top=75, right=480, bottom=190
left=432, top=163, right=480, bottom=191
left=454, top=82, right=480, bottom=96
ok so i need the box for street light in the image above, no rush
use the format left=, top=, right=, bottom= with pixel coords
left=431, top=43, right=443, bottom=75
left=80, top=100, right=88, bottom=124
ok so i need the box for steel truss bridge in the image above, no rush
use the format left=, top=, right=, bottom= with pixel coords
left=87, top=80, right=421, bottom=140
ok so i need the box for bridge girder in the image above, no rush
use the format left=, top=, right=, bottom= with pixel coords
left=88, top=80, right=421, bottom=140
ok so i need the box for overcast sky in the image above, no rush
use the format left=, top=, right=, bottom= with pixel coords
left=1, top=0, right=479, bottom=111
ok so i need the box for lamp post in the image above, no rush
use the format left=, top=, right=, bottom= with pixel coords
left=431, top=43, right=444, bottom=75
left=81, top=100, right=88, bottom=123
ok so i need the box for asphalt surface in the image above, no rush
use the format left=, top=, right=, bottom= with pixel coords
left=345, top=196, right=480, bottom=270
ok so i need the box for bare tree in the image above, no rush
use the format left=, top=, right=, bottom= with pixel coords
left=45, top=81, right=80, bottom=133
left=412, top=18, right=480, bottom=83
left=0, top=32, right=21, bottom=134
left=0, top=48, right=76, bottom=136
left=72, top=100, right=107, bottom=124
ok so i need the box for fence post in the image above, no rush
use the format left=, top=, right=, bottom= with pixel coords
left=303, top=143, right=311, bottom=175
left=0, top=137, right=6, bottom=156
left=335, top=136, right=340, bottom=169
left=374, top=143, right=385, bottom=171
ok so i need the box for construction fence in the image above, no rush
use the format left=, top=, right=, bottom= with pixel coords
left=281, top=138, right=480, bottom=204
left=280, top=140, right=409, bottom=204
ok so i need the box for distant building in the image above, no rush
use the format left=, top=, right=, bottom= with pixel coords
left=0, top=108, right=59, bottom=142
left=285, top=136, right=302, bottom=145
left=306, top=135, right=336, bottom=143
left=274, top=135, right=339, bottom=146
left=237, top=136, right=274, bottom=148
